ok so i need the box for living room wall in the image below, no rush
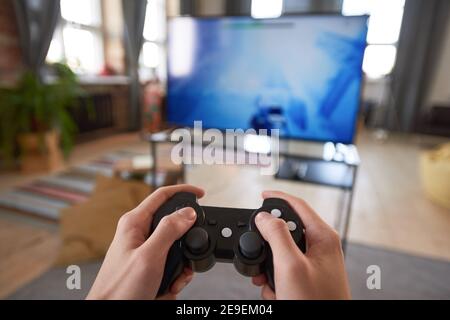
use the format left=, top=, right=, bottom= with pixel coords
left=0, top=0, right=23, bottom=86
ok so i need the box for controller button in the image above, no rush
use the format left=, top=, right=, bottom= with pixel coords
left=207, top=219, right=217, bottom=226
left=287, top=221, right=297, bottom=232
left=239, top=231, right=263, bottom=259
left=237, top=221, right=247, bottom=228
left=221, top=227, right=233, bottom=238
left=185, top=227, right=209, bottom=255
left=270, top=208, right=282, bottom=218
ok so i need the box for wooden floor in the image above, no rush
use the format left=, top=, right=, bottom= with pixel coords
left=0, top=129, right=449, bottom=299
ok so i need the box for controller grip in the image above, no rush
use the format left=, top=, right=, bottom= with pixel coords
left=157, top=242, right=185, bottom=296
left=265, top=251, right=276, bottom=291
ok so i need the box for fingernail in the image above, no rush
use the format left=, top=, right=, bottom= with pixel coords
left=177, top=278, right=192, bottom=292
left=256, top=211, right=271, bottom=223
left=184, top=267, right=194, bottom=276
left=180, top=280, right=190, bottom=290
left=178, top=207, right=197, bottom=220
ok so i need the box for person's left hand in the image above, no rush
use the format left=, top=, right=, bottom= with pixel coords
left=87, top=184, right=205, bottom=300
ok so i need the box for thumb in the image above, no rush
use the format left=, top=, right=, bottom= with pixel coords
left=255, top=212, right=302, bottom=262
left=143, top=207, right=197, bottom=253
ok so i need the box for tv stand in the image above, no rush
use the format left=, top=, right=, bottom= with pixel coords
left=144, top=130, right=359, bottom=255
left=277, top=155, right=356, bottom=189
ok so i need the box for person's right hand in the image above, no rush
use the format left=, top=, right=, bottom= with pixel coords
left=252, top=191, right=351, bottom=300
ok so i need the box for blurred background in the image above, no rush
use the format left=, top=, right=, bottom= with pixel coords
left=0, top=0, right=449, bottom=300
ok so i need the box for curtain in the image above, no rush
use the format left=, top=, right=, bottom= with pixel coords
left=383, top=0, right=450, bottom=132
left=13, top=0, right=60, bottom=79
left=122, top=0, right=148, bottom=130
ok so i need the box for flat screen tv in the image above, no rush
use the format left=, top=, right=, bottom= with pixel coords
left=167, top=15, right=368, bottom=144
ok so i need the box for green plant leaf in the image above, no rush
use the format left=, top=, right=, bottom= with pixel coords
left=0, top=63, right=85, bottom=162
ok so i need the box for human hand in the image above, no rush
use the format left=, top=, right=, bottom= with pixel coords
left=87, top=184, right=205, bottom=300
left=252, top=191, right=351, bottom=300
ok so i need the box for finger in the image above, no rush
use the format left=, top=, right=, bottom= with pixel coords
left=261, top=285, right=276, bottom=300
left=262, top=190, right=328, bottom=232
left=156, top=293, right=176, bottom=300
left=255, top=212, right=303, bottom=262
left=134, top=184, right=204, bottom=226
left=170, top=268, right=194, bottom=295
left=142, top=207, right=197, bottom=253
left=157, top=268, right=194, bottom=300
left=252, top=274, right=267, bottom=287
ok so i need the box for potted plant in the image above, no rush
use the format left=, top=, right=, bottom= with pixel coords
left=0, top=63, right=85, bottom=173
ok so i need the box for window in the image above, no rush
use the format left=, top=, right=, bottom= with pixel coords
left=342, top=0, right=405, bottom=79
left=140, top=0, right=167, bottom=82
left=47, top=0, right=104, bottom=74
left=251, top=0, right=283, bottom=19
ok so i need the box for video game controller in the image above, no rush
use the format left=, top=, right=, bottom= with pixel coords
left=150, top=192, right=306, bottom=296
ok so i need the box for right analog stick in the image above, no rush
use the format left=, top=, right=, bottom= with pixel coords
left=239, top=231, right=263, bottom=259
left=185, top=227, right=209, bottom=255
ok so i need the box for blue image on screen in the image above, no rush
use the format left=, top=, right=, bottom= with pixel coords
left=167, top=15, right=368, bottom=144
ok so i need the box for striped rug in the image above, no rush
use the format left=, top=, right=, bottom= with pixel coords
left=0, top=151, right=168, bottom=221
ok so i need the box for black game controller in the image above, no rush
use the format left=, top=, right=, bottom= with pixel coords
left=150, top=192, right=306, bottom=296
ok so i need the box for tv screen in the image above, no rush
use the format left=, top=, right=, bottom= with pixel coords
left=167, top=15, right=368, bottom=144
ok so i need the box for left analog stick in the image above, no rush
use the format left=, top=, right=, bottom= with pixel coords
left=185, top=227, right=209, bottom=255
